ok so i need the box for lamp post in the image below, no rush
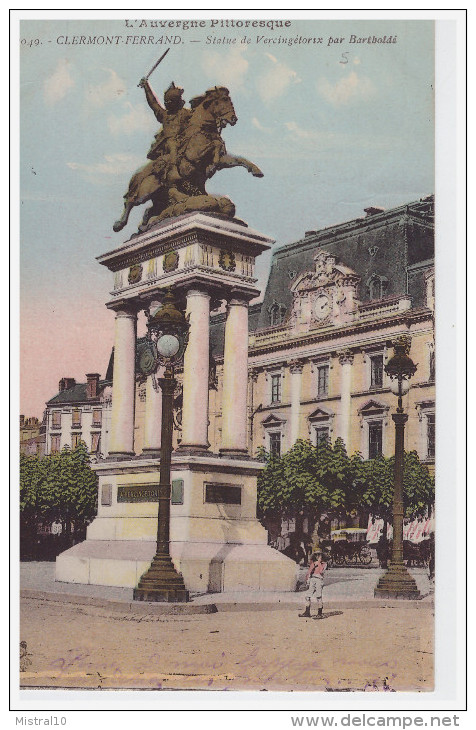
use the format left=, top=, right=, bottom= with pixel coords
left=374, top=336, right=421, bottom=599
left=134, top=288, right=190, bottom=602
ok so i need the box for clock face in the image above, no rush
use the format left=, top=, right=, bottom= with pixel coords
left=314, top=294, right=330, bottom=319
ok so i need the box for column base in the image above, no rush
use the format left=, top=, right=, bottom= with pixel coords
left=107, top=451, right=136, bottom=461
left=138, top=449, right=161, bottom=459
left=175, top=443, right=210, bottom=456
left=133, top=552, right=190, bottom=603
left=219, top=448, right=249, bottom=460
left=374, top=562, right=421, bottom=599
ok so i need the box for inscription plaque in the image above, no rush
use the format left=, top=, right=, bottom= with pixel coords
left=117, top=483, right=159, bottom=503
left=101, top=483, right=112, bottom=506
left=205, top=483, right=242, bottom=505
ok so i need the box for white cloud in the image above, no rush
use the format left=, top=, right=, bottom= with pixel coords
left=108, top=102, right=157, bottom=136
left=202, top=46, right=249, bottom=90
left=284, top=121, right=320, bottom=140
left=256, top=54, right=301, bottom=103
left=317, top=71, right=375, bottom=107
left=44, top=59, right=74, bottom=105
left=252, top=117, right=273, bottom=133
left=86, top=68, right=126, bottom=107
left=67, top=153, right=143, bottom=182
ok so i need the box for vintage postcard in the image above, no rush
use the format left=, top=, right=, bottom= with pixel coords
left=13, top=7, right=466, bottom=722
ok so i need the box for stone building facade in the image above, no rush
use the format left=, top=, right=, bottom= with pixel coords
left=208, top=196, right=435, bottom=470
left=44, top=374, right=112, bottom=458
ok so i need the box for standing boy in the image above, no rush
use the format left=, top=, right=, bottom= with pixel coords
left=299, top=550, right=327, bottom=619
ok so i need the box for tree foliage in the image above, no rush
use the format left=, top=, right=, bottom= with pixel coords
left=20, top=441, right=98, bottom=523
left=257, top=438, right=434, bottom=526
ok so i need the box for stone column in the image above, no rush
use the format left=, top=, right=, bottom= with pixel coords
left=141, top=368, right=163, bottom=458
left=179, top=288, right=210, bottom=452
left=220, top=298, right=249, bottom=456
left=337, top=349, right=354, bottom=451
left=289, top=360, right=304, bottom=447
left=109, top=305, right=137, bottom=459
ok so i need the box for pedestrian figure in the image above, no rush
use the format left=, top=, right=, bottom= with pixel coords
left=376, top=533, right=389, bottom=569
left=299, top=550, right=327, bottom=619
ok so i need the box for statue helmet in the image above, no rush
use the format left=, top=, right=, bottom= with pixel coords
left=164, top=82, right=184, bottom=107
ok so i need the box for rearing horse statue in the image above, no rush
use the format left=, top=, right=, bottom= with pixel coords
left=113, top=83, right=263, bottom=233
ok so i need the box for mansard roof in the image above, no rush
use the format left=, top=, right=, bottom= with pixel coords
left=257, top=196, right=434, bottom=330
left=46, top=381, right=109, bottom=406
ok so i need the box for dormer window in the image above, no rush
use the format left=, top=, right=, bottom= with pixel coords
left=268, top=300, right=286, bottom=326
left=367, top=274, right=389, bottom=300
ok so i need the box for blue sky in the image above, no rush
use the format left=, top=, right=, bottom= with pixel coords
left=19, top=18, right=434, bottom=417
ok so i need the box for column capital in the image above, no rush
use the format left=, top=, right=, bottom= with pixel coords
left=107, top=299, right=139, bottom=316
left=186, top=288, right=211, bottom=300
left=289, top=359, right=305, bottom=374
left=337, top=348, right=354, bottom=366
left=249, top=367, right=260, bottom=382
left=227, top=297, right=249, bottom=308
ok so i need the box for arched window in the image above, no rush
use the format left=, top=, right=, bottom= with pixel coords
left=367, top=275, right=389, bottom=301
left=268, top=300, right=287, bottom=326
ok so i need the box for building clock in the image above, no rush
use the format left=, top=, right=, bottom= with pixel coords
left=314, top=294, right=331, bottom=319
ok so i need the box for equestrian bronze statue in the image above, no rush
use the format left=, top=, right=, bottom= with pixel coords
left=113, top=78, right=263, bottom=233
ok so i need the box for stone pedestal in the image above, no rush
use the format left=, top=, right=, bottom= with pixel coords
left=56, top=213, right=297, bottom=594
left=56, top=454, right=297, bottom=593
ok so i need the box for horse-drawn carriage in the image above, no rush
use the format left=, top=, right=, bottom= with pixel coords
left=323, top=528, right=373, bottom=567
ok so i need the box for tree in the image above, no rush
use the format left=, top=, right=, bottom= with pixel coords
left=359, top=450, right=435, bottom=522
left=19, top=442, right=98, bottom=557
left=257, top=438, right=360, bottom=542
left=257, top=440, right=435, bottom=544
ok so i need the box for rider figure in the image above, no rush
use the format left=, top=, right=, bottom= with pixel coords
left=139, top=78, right=191, bottom=176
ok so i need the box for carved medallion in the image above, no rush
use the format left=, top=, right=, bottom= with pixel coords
left=128, top=264, right=143, bottom=285
left=137, top=343, right=158, bottom=377
left=163, top=250, right=179, bottom=273
left=218, top=250, right=236, bottom=272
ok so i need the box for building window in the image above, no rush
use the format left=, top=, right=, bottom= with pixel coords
left=426, top=414, right=435, bottom=459
left=370, top=355, right=384, bottom=389
left=50, top=435, right=61, bottom=453
left=91, top=432, right=101, bottom=453
left=317, top=365, right=329, bottom=397
left=92, top=409, right=102, bottom=427
left=368, top=421, right=383, bottom=459
left=52, top=411, right=61, bottom=429
left=72, top=433, right=82, bottom=449
left=72, top=409, right=81, bottom=428
left=368, top=275, right=389, bottom=300
left=268, top=301, right=286, bottom=326
left=269, top=432, right=281, bottom=458
left=315, top=426, right=330, bottom=447
left=271, top=374, right=282, bottom=403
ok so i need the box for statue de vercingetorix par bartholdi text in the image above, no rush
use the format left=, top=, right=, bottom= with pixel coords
left=113, top=50, right=263, bottom=233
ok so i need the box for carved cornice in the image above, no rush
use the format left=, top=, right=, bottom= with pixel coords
left=249, top=309, right=432, bottom=357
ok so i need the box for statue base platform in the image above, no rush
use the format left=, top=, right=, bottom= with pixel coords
left=55, top=454, right=297, bottom=594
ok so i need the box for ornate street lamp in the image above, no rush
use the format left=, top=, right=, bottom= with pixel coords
left=134, top=288, right=190, bottom=602
left=374, top=336, right=421, bottom=599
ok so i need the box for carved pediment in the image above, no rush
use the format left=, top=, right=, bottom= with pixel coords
left=308, top=407, right=334, bottom=422
left=358, top=399, right=389, bottom=414
left=261, top=413, right=287, bottom=427
left=291, top=251, right=360, bottom=294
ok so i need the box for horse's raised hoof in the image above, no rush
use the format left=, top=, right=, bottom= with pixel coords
left=113, top=219, right=125, bottom=232
left=250, top=167, right=264, bottom=178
